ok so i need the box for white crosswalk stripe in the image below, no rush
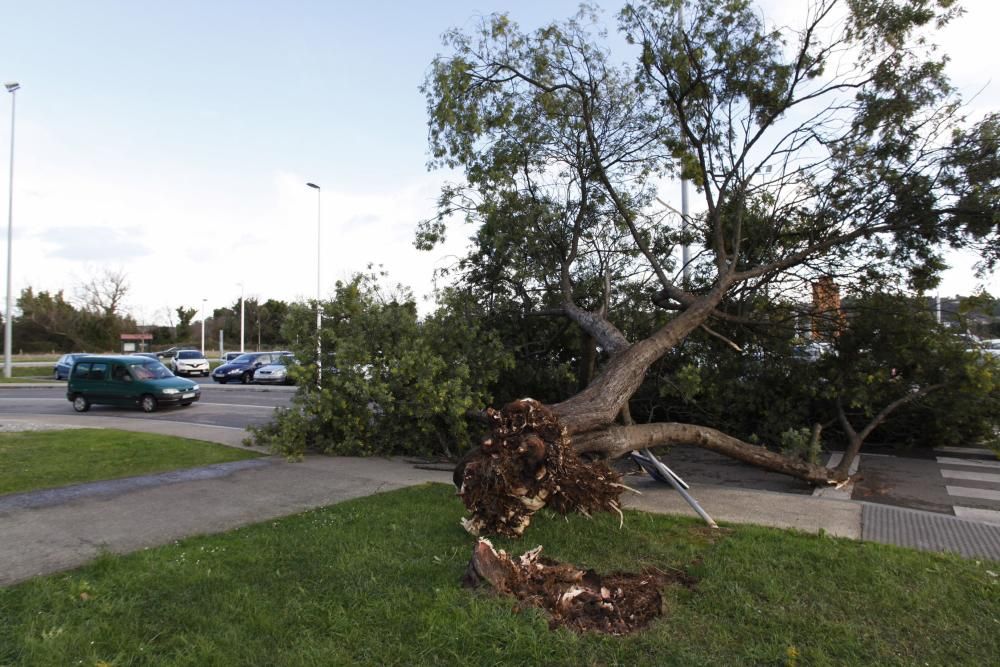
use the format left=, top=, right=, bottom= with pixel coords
left=941, top=469, right=1000, bottom=484
left=945, top=486, right=1000, bottom=502
left=936, top=456, right=1000, bottom=470
left=938, top=448, right=1000, bottom=522
left=953, top=506, right=1000, bottom=525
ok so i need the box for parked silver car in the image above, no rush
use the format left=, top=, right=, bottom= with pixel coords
left=252, top=354, right=297, bottom=385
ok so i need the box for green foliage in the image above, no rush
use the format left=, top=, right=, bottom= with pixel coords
left=249, top=272, right=513, bottom=458
left=174, top=307, right=196, bottom=343
left=211, top=298, right=290, bottom=349
left=14, top=287, right=137, bottom=352
left=779, top=427, right=820, bottom=464
left=637, top=292, right=1000, bottom=452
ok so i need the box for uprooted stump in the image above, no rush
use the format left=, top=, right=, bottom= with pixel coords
left=463, top=538, right=682, bottom=635
left=456, top=398, right=626, bottom=537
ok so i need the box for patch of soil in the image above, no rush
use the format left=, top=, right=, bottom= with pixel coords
left=456, top=398, right=625, bottom=537
left=463, top=539, right=697, bottom=635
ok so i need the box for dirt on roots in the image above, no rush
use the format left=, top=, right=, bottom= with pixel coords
left=463, top=539, right=697, bottom=635
left=456, top=398, right=626, bottom=537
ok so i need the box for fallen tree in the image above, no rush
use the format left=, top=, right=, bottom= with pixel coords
left=423, top=0, right=998, bottom=515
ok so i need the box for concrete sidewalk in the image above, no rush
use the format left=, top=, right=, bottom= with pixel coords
left=0, top=456, right=454, bottom=586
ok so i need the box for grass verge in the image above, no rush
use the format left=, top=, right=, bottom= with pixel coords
left=1, top=484, right=997, bottom=666
left=0, top=429, right=259, bottom=495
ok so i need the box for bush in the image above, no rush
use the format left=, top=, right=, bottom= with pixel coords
left=248, top=274, right=512, bottom=459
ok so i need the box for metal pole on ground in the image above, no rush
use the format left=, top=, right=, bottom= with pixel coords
left=632, top=449, right=718, bottom=528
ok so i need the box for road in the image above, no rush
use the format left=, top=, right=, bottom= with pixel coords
left=0, top=383, right=294, bottom=430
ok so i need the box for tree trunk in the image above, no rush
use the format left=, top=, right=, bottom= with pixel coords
left=572, top=422, right=840, bottom=485
left=554, top=286, right=728, bottom=434
left=577, top=332, right=598, bottom=392
left=833, top=384, right=943, bottom=478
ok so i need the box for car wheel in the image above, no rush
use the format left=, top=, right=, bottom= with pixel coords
left=241, top=372, right=252, bottom=384
left=181, top=402, right=192, bottom=407
left=72, top=394, right=90, bottom=412
left=140, top=394, right=157, bottom=413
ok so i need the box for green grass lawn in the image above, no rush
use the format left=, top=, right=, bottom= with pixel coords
left=0, top=429, right=260, bottom=495
left=1, top=484, right=996, bottom=666
left=0, top=365, right=61, bottom=382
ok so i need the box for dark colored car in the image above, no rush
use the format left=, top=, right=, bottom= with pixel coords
left=211, top=351, right=290, bottom=384
left=53, top=353, right=89, bottom=380
left=67, top=355, right=200, bottom=413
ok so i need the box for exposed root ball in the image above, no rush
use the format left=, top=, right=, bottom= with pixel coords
left=463, top=539, right=671, bottom=635
left=457, top=398, right=623, bottom=537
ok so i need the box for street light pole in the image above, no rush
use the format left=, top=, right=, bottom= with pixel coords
left=4, top=82, right=20, bottom=379
left=200, top=298, right=207, bottom=354
left=238, top=282, right=245, bottom=353
left=306, top=182, right=321, bottom=387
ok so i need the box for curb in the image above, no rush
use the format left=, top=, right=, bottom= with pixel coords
left=0, top=382, right=296, bottom=393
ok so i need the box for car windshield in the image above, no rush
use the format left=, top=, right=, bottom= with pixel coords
left=274, top=356, right=296, bottom=366
left=126, top=361, right=173, bottom=380
left=177, top=350, right=203, bottom=359
left=231, top=354, right=258, bottom=364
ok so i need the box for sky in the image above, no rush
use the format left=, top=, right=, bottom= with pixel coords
left=1, top=0, right=998, bottom=327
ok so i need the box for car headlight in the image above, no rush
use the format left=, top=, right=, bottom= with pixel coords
left=162, top=388, right=179, bottom=395
left=191, top=384, right=200, bottom=391
left=228, top=369, right=242, bottom=375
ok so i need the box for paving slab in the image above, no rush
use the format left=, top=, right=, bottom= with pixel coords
left=621, top=475, right=861, bottom=539
left=862, top=503, right=1000, bottom=560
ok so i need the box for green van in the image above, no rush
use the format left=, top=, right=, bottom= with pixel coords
left=66, top=355, right=201, bottom=413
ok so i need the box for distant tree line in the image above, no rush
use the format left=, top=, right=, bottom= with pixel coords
left=7, top=269, right=296, bottom=353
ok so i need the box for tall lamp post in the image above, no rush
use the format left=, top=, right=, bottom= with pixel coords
left=4, top=82, right=19, bottom=379
left=200, top=298, right=207, bottom=354
left=237, top=282, right=245, bottom=353
left=306, top=182, right=321, bottom=386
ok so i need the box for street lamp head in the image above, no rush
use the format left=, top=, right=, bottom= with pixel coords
left=4, top=83, right=19, bottom=93
left=306, top=182, right=320, bottom=190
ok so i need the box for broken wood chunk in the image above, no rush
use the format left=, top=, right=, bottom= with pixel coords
left=464, top=539, right=673, bottom=635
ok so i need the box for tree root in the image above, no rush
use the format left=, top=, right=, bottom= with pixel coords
left=456, top=398, right=624, bottom=537
left=463, top=538, right=677, bottom=635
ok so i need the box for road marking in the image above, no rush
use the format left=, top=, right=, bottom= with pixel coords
left=194, top=402, right=278, bottom=410
left=953, top=506, right=1000, bottom=525
left=945, top=486, right=1000, bottom=501
left=941, top=469, right=1000, bottom=484
left=937, top=456, right=1000, bottom=469
left=934, top=446, right=996, bottom=456
left=0, top=398, right=276, bottom=410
